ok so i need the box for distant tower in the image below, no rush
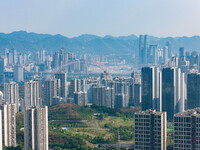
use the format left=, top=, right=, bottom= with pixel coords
left=24, top=106, right=48, bottom=150
left=166, top=41, right=172, bottom=58
left=4, top=82, right=19, bottom=112
left=44, top=78, right=60, bottom=106
left=163, top=46, right=168, bottom=65
left=55, top=72, right=67, bottom=100
left=69, top=79, right=81, bottom=98
left=25, top=80, right=41, bottom=107
left=52, top=51, right=59, bottom=68
left=13, top=65, right=24, bottom=82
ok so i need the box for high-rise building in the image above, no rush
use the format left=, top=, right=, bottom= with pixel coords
left=162, top=67, right=186, bottom=120
left=174, top=108, right=200, bottom=150
left=4, top=82, right=19, bottom=112
left=134, top=83, right=141, bottom=105
left=105, top=87, right=115, bottom=108
left=40, top=49, right=46, bottom=64
left=69, top=79, right=81, bottom=98
left=134, top=110, right=167, bottom=150
left=81, top=79, right=87, bottom=92
left=115, top=93, right=127, bottom=108
left=13, top=49, right=18, bottom=64
left=55, top=72, right=67, bottom=99
left=24, top=106, right=48, bottom=150
left=25, top=80, right=41, bottom=107
left=52, top=51, right=59, bottom=68
left=0, top=56, right=6, bottom=73
left=74, top=91, right=87, bottom=106
left=141, top=67, right=162, bottom=111
left=179, top=47, right=185, bottom=57
left=114, top=81, right=129, bottom=106
left=33, top=78, right=42, bottom=101
left=166, top=41, right=172, bottom=58
left=44, top=78, right=60, bottom=106
left=187, top=72, right=200, bottom=109
left=13, top=65, right=24, bottom=82
left=59, top=48, right=65, bottom=66
left=148, top=45, right=158, bottom=65
left=0, top=104, right=16, bottom=147
left=139, top=35, right=149, bottom=65
left=163, top=46, right=168, bottom=65
left=93, top=85, right=106, bottom=106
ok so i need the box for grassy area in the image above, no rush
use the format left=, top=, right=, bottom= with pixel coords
left=15, top=103, right=174, bottom=149
left=16, top=103, right=137, bottom=149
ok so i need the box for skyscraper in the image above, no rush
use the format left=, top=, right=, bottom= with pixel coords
left=0, top=104, right=16, bottom=147
left=162, top=67, right=186, bottom=120
left=187, top=72, right=200, bottom=109
left=52, top=51, right=59, bottom=68
left=55, top=72, right=67, bottom=99
left=141, top=67, right=162, bottom=111
left=13, top=65, right=24, bottom=82
left=179, top=47, right=185, bottom=57
left=4, top=82, right=19, bottom=112
left=25, top=80, right=41, bottom=107
left=166, top=41, right=172, bottom=58
left=139, top=35, right=149, bottom=65
left=163, top=46, right=168, bottom=65
left=134, top=110, right=167, bottom=150
left=174, top=108, right=200, bottom=150
left=33, top=78, right=42, bottom=102
left=44, top=78, right=60, bottom=106
left=148, top=45, right=158, bottom=65
left=24, top=106, right=48, bottom=150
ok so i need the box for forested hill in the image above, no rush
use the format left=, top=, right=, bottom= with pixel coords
left=1, top=31, right=200, bottom=55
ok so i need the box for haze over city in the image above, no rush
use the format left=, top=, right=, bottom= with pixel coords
left=1, top=0, right=200, bottom=37
left=2, top=1, right=200, bottom=150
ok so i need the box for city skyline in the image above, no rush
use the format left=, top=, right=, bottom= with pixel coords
left=1, top=0, right=200, bottom=37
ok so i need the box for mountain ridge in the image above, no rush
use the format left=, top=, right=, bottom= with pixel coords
left=1, top=31, right=200, bottom=55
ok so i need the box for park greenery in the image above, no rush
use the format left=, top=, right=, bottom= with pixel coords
left=13, top=103, right=173, bottom=150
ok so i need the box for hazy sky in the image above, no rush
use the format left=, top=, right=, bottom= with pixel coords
left=1, top=0, right=200, bottom=37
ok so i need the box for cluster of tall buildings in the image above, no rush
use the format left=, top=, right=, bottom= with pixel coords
left=52, top=49, right=88, bottom=73
left=141, top=65, right=200, bottom=121
left=135, top=108, right=200, bottom=150
left=138, top=35, right=171, bottom=66
left=43, top=71, right=141, bottom=109
left=0, top=78, right=48, bottom=150
left=141, top=66, right=186, bottom=120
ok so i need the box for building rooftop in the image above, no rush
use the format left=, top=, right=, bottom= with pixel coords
left=174, top=108, right=200, bottom=117
left=135, top=109, right=165, bottom=115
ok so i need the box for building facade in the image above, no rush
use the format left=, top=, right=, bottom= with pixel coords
left=174, top=108, right=200, bottom=150
left=4, top=81, right=19, bottom=112
left=134, top=110, right=167, bottom=150
left=24, top=106, right=48, bottom=150
left=141, top=67, right=162, bottom=111
left=0, top=104, right=16, bottom=147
